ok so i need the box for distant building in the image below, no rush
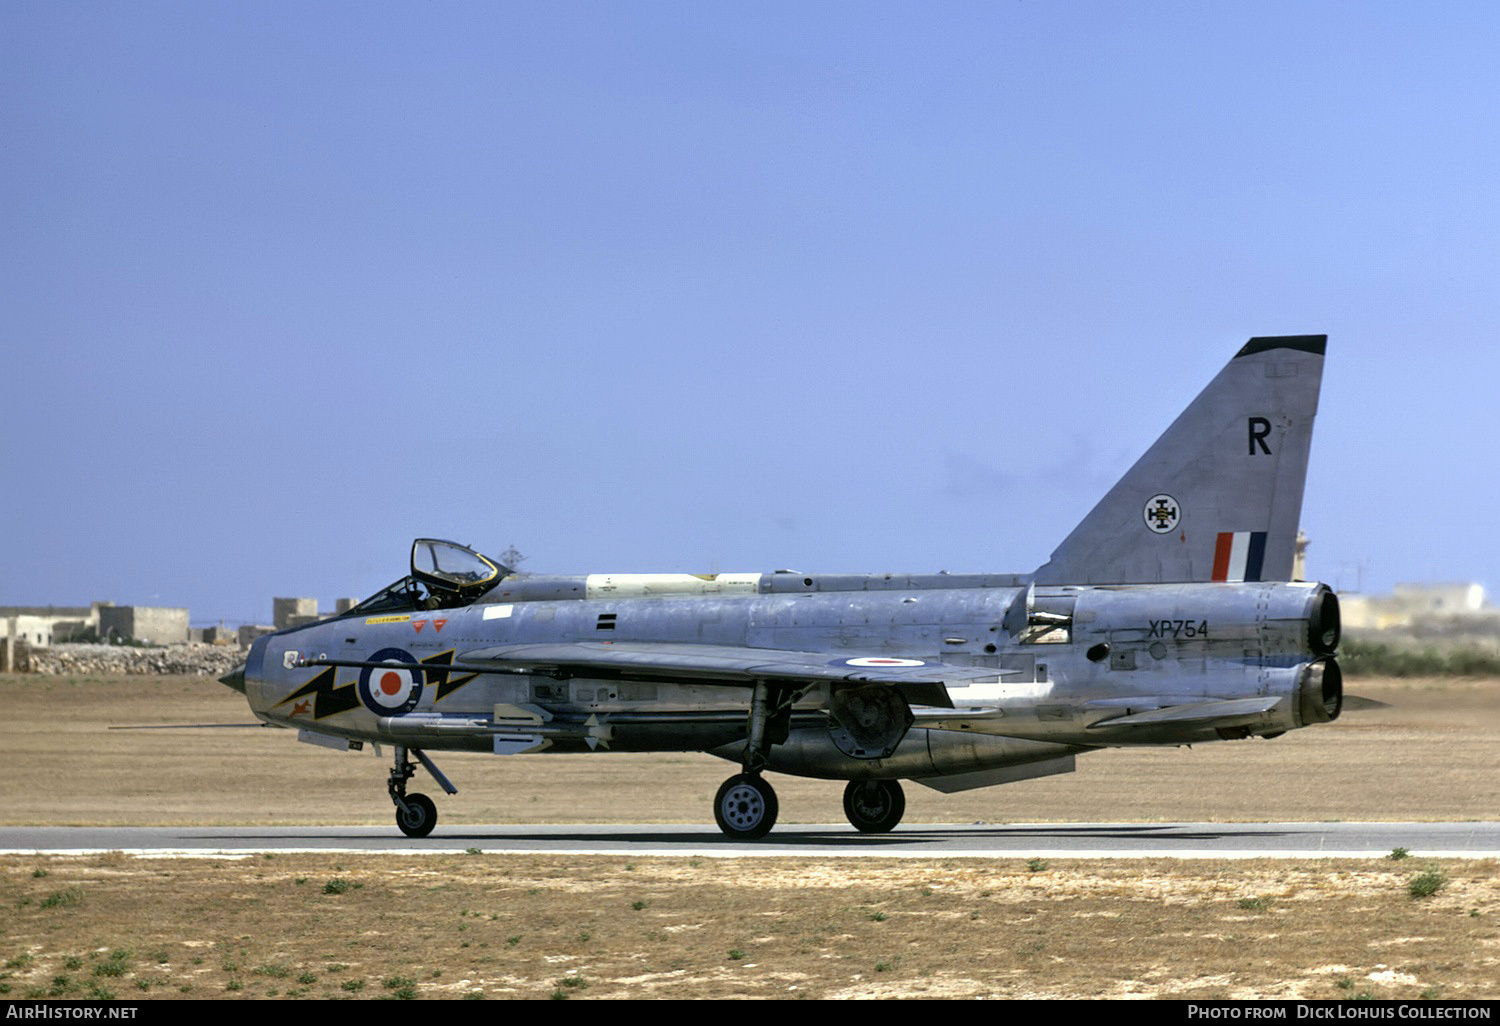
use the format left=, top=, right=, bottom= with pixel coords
left=1, top=602, right=194, bottom=669
left=2, top=607, right=95, bottom=671
left=273, top=597, right=317, bottom=629
left=238, top=625, right=277, bottom=648
left=195, top=625, right=241, bottom=646
left=1341, top=582, right=1489, bottom=631
left=0, top=605, right=97, bottom=647
left=97, top=605, right=189, bottom=645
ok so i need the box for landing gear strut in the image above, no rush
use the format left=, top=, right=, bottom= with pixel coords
left=387, top=745, right=455, bottom=838
left=843, top=779, right=906, bottom=833
left=712, top=680, right=800, bottom=840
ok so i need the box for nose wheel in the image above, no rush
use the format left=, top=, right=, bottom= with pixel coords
left=395, top=792, right=437, bottom=838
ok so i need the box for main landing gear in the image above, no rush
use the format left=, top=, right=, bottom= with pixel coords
left=842, top=779, right=906, bottom=833
left=712, top=680, right=799, bottom=840
left=388, top=745, right=456, bottom=838
left=714, top=773, right=779, bottom=840
left=710, top=682, right=914, bottom=840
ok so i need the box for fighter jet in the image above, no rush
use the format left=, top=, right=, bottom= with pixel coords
left=222, top=335, right=1338, bottom=839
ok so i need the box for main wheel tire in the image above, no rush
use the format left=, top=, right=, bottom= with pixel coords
left=396, top=792, right=437, bottom=838
left=843, top=779, right=905, bottom=833
left=713, top=773, right=779, bottom=840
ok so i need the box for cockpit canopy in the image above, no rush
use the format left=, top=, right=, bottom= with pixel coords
left=345, top=539, right=510, bottom=616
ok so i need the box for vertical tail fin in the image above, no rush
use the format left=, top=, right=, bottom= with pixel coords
left=1032, top=335, right=1325, bottom=585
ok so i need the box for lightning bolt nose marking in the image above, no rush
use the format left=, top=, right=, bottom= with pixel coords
left=276, top=666, right=360, bottom=718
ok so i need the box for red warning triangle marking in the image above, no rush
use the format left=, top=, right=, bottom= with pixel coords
left=413, top=620, right=426, bottom=633
left=433, top=619, right=447, bottom=632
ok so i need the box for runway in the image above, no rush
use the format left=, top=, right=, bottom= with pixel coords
left=4, top=821, right=1498, bottom=858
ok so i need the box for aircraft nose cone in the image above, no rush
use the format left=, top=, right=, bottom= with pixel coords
left=219, top=663, right=247, bottom=694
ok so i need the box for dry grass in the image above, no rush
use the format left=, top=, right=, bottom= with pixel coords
left=1, top=853, right=1496, bottom=1000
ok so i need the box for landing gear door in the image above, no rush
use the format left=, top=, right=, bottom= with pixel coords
left=410, top=539, right=507, bottom=608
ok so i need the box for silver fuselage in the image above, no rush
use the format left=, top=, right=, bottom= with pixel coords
left=242, top=572, right=1340, bottom=785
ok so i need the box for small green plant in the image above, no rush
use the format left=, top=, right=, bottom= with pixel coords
left=297, top=971, right=317, bottom=985
left=341, top=978, right=365, bottom=992
left=40, top=888, right=83, bottom=909
left=868, top=911, right=887, bottom=922
left=631, top=900, right=648, bottom=911
left=1388, top=847, right=1411, bottom=860
left=1237, top=896, right=1270, bottom=910
left=1026, top=858, right=1049, bottom=872
left=557, top=975, right=588, bottom=990
left=1409, top=869, right=1446, bottom=898
left=465, top=847, right=482, bottom=855
left=31, top=869, right=48, bottom=878
left=323, top=878, right=355, bottom=895
left=92, top=951, right=129, bottom=978
left=728, top=949, right=745, bottom=961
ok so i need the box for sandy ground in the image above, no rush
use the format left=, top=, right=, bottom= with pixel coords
left=0, top=672, right=1496, bottom=1001
left=0, top=673, right=1495, bottom=827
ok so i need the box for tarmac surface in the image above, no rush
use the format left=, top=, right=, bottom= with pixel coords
left=5, top=820, right=1499, bottom=858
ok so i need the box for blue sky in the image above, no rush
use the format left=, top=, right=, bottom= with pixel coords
left=3, top=1, right=1498, bottom=625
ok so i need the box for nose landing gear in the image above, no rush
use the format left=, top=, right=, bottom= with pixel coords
left=387, top=745, right=455, bottom=838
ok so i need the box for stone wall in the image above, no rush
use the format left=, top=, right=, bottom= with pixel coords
left=24, top=643, right=244, bottom=677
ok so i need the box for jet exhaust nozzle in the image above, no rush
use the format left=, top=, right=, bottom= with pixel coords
left=1308, top=587, right=1342, bottom=656
left=1297, top=657, right=1342, bottom=725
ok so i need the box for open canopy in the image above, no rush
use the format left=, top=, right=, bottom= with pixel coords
left=345, top=539, right=509, bottom=616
